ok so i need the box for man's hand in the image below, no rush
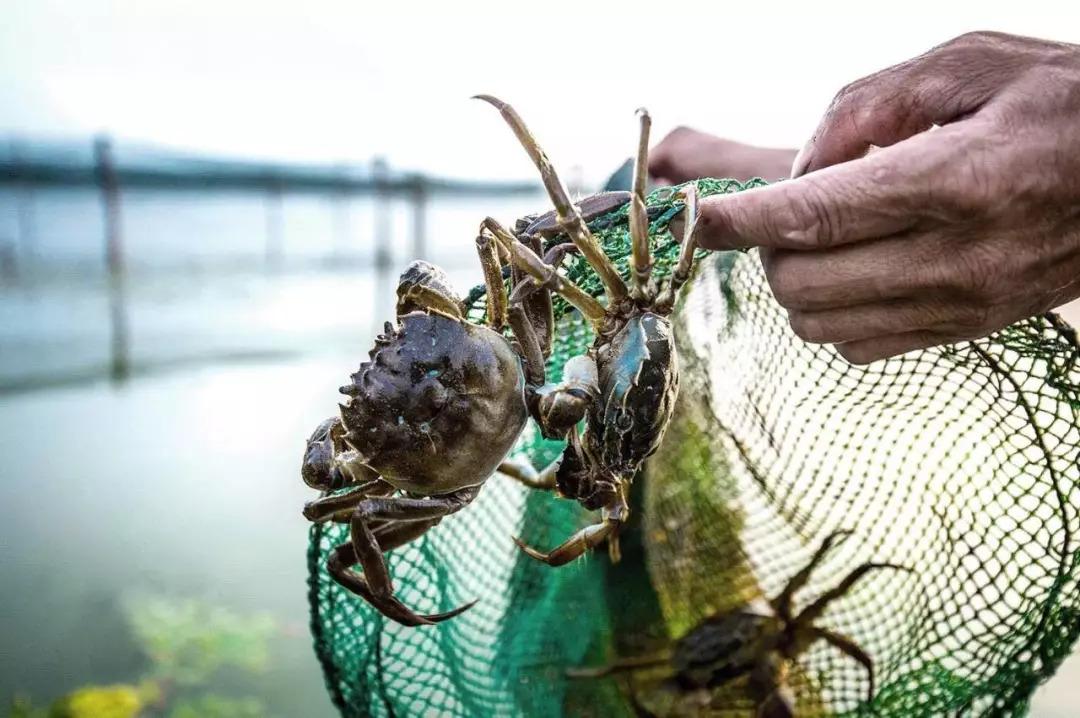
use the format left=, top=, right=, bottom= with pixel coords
left=694, top=31, right=1080, bottom=364
left=649, top=127, right=798, bottom=183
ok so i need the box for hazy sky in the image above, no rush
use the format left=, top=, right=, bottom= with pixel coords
left=2, top=1, right=1079, bottom=183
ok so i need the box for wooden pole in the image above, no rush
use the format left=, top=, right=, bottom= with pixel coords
left=14, top=189, right=33, bottom=277
left=372, top=157, right=392, bottom=334
left=94, top=136, right=130, bottom=382
left=333, top=165, right=351, bottom=264
left=410, top=177, right=428, bottom=261
left=265, top=179, right=284, bottom=271
left=10, top=140, right=35, bottom=277
left=0, top=239, right=15, bottom=283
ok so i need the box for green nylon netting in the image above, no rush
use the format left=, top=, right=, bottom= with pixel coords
left=307, top=178, right=1080, bottom=717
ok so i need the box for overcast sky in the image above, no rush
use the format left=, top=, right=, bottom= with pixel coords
left=2, top=1, right=1079, bottom=183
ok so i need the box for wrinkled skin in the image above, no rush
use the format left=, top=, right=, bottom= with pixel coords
left=654, top=31, right=1080, bottom=364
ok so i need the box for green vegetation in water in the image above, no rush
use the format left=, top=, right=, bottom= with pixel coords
left=7, top=592, right=277, bottom=718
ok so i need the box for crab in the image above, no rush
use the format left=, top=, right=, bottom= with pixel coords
left=301, top=96, right=702, bottom=626
left=300, top=260, right=531, bottom=626
left=569, top=530, right=909, bottom=716
left=473, top=95, right=702, bottom=566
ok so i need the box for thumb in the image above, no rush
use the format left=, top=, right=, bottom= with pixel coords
left=793, top=32, right=1022, bottom=177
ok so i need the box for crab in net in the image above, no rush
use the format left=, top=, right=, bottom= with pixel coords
left=300, top=96, right=704, bottom=626
left=569, top=530, right=911, bottom=717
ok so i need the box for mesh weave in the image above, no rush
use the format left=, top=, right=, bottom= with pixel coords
left=307, top=178, right=1080, bottom=717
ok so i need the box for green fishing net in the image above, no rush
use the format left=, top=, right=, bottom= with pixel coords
left=307, top=178, right=1080, bottom=717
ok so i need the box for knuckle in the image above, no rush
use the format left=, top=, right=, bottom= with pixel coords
left=932, top=31, right=1005, bottom=68
left=950, top=303, right=992, bottom=331
left=832, top=77, right=870, bottom=109
left=666, top=125, right=696, bottom=140
left=946, top=30, right=1000, bottom=50
left=931, top=136, right=1011, bottom=217
left=948, top=244, right=1003, bottom=301
left=652, top=126, right=699, bottom=161
left=650, top=129, right=687, bottom=170
left=821, top=80, right=872, bottom=135
left=781, top=179, right=842, bottom=247
left=829, top=68, right=903, bottom=119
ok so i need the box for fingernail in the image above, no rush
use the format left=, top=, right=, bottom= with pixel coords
left=790, top=144, right=813, bottom=178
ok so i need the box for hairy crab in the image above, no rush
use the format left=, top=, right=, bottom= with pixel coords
left=570, top=530, right=910, bottom=717
left=301, top=96, right=703, bottom=626
left=475, top=95, right=702, bottom=566
left=301, top=262, right=530, bottom=626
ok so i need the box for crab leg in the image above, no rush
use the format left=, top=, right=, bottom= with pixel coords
left=796, top=561, right=911, bottom=626
left=515, top=233, right=556, bottom=358
left=328, top=543, right=474, bottom=627
left=656, top=185, right=702, bottom=312
left=345, top=484, right=482, bottom=626
left=565, top=652, right=671, bottom=679
left=514, top=518, right=619, bottom=567
left=475, top=95, right=628, bottom=303
left=629, top=108, right=652, bottom=301
left=498, top=457, right=559, bottom=491
left=302, top=479, right=394, bottom=523
left=513, top=481, right=629, bottom=566
left=771, top=529, right=853, bottom=621
left=508, top=302, right=547, bottom=386
left=475, top=232, right=508, bottom=331
left=816, top=627, right=876, bottom=702
left=481, top=218, right=607, bottom=326
left=505, top=242, right=576, bottom=315
left=396, top=261, right=466, bottom=320
left=527, top=353, right=597, bottom=439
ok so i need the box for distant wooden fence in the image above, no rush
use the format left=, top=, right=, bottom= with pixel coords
left=0, top=137, right=541, bottom=383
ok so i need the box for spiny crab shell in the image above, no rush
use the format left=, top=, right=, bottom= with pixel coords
left=339, top=311, right=528, bottom=496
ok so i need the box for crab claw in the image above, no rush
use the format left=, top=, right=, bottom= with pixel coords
left=512, top=518, right=617, bottom=567
left=397, top=598, right=478, bottom=627
left=329, top=553, right=477, bottom=627
left=512, top=535, right=553, bottom=564
left=471, top=94, right=507, bottom=110
left=368, top=590, right=477, bottom=628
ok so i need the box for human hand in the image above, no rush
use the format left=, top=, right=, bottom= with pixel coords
left=649, top=127, right=798, bottom=183
left=694, top=31, right=1080, bottom=363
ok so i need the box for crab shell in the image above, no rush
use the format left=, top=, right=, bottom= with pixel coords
left=339, top=311, right=528, bottom=495
left=672, top=606, right=779, bottom=689
left=587, top=312, right=680, bottom=477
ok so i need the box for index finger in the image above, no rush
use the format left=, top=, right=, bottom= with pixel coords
left=695, top=126, right=959, bottom=251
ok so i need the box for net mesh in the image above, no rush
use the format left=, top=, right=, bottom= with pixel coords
left=307, top=178, right=1080, bottom=717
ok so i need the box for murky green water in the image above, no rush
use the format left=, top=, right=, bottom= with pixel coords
left=0, top=356, right=355, bottom=716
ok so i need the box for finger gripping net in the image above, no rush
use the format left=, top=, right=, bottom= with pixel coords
left=308, top=179, right=1080, bottom=717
